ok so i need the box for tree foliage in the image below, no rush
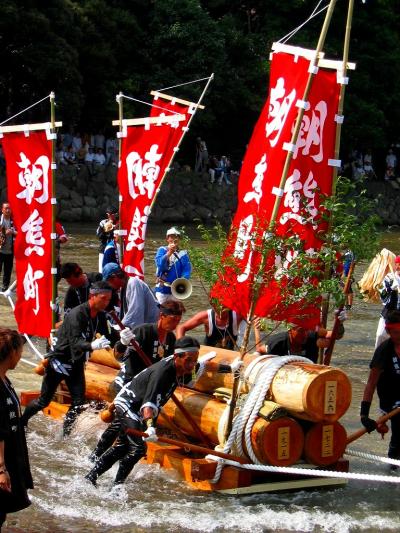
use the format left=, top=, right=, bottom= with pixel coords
left=0, top=1, right=399, bottom=163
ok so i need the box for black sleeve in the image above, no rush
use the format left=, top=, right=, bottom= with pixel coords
left=63, top=308, right=92, bottom=360
left=64, top=287, right=79, bottom=314
left=0, top=392, right=10, bottom=441
left=370, top=341, right=390, bottom=370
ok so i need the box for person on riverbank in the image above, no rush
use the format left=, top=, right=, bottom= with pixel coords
left=0, top=202, right=17, bottom=292
left=102, top=262, right=159, bottom=328
left=154, top=227, right=192, bottom=304
left=360, top=310, right=400, bottom=469
left=375, top=256, right=400, bottom=348
left=85, top=336, right=242, bottom=486
left=176, top=305, right=244, bottom=350
left=0, top=328, right=33, bottom=529
left=89, top=299, right=184, bottom=462
left=21, top=282, right=118, bottom=436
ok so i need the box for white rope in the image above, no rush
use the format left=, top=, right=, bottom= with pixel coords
left=277, top=2, right=328, bottom=45
left=345, top=448, right=400, bottom=468
left=156, top=75, right=213, bottom=93
left=0, top=94, right=52, bottom=126
left=206, top=456, right=400, bottom=485
left=212, top=355, right=312, bottom=483
left=20, top=358, right=36, bottom=368
left=119, top=94, right=182, bottom=116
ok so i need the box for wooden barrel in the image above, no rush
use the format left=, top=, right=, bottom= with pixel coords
left=90, top=348, right=121, bottom=370
left=303, top=421, right=347, bottom=466
left=196, top=348, right=351, bottom=422
left=162, top=388, right=304, bottom=466
left=84, top=362, right=118, bottom=402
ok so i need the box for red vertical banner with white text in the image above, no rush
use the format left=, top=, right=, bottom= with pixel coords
left=2, top=131, right=53, bottom=336
left=211, top=50, right=341, bottom=328
left=118, top=98, right=192, bottom=278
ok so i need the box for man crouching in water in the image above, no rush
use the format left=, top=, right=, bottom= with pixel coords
left=85, top=336, right=242, bottom=486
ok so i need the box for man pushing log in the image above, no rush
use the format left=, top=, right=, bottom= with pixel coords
left=85, top=336, right=242, bottom=487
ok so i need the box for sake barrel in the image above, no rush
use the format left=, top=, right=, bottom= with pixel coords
left=303, top=421, right=347, bottom=466
left=162, top=388, right=304, bottom=466
left=196, top=348, right=351, bottom=422
left=90, top=348, right=121, bottom=370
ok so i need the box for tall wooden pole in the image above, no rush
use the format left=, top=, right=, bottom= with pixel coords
left=224, top=0, right=338, bottom=443
left=50, top=91, right=57, bottom=329
left=320, top=0, right=355, bottom=331
left=116, top=91, right=124, bottom=264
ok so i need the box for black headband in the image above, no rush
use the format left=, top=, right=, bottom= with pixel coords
left=160, top=307, right=182, bottom=316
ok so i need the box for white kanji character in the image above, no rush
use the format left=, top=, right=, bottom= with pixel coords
left=126, top=144, right=162, bottom=200
left=16, top=153, right=49, bottom=204
left=233, top=214, right=254, bottom=283
left=21, top=209, right=45, bottom=256
left=266, top=77, right=296, bottom=147
left=293, top=100, right=327, bottom=163
left=23, top=263, right=44, bottom=315
left=279, top=170, right=318, bottom=228
left=244, top=154, right=267, bottom=205
left=125, top=206, right=150, bottom=253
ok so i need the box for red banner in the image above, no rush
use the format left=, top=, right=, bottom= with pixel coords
left=118, top=97, right=192, bottom=278
left=211, top=50, right=341, bottom=328
left=2, top=131, right=53, bottom=336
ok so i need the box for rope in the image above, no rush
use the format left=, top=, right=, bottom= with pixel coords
left=206, top=456, right=400, bottom=485
left=0, top=94, right=52, bottom=126
left=119, top=94, right=182, bottom=116
left=345, top=448, right=400, bottom=468
left=20, top=358, right=36, bottom=368
left=212, top=355, right=312, bottom=483
left=156, top=75, right=213, bottom=93
left=277, top=2, right=329, bottom=45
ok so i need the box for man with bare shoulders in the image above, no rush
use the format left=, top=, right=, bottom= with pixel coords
left=176, top=305, right=244, bottom=350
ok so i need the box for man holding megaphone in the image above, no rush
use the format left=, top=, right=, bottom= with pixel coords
left=154, top=227, right=192, bottom=304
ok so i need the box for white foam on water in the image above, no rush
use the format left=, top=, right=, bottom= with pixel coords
left=25, top=409, right=400, bottom=532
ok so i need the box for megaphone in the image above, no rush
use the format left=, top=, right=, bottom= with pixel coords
left=171, top=277, right=192, bottom=300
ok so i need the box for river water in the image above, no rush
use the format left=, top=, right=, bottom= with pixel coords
left=2, top=224, right=400, bottom=533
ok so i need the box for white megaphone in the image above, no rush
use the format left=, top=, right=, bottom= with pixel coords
left=171, top=278, right=193, bottom=300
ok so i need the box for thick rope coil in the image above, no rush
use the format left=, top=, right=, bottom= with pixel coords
left=345, top=448, right=400, bottom=467
left=212, top=355, right=312, bottom=483
left=206, top=456, right=400, bottom=485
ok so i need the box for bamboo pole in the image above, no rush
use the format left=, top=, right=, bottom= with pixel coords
left=322, top=259, right=355, bottom=365
left=148, top=73, right=214, bottom=212
left=116, top=91, right=124, bottom=265
left=109, top=311, right=213, bottom=447
left=50, top=92, right=57, bottom=330
left=346, top=407, right=400, bottom=445
left=224, top=0, right=338, bottom=443
left=127, top=428, right=249, bottom=465
left=320, top=0, right=355, bottom=330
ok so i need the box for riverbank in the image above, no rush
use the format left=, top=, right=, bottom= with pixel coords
left=0, top=165, right=396, bottom=226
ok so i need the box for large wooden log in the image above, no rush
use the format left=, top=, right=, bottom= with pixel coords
left=196, top=348, right=351, bottom=422
left=84, top=361, right=118, bottom=402
left=162, top=388, right=304, bottom=466
left=90, top=348, right=121, bottom=370
left=303, top=421, right=347, bottom=466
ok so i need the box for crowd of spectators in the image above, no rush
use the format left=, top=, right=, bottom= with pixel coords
left=55, top=130, right=118, bottom=175
left=343, top=144, right=400, bottom=185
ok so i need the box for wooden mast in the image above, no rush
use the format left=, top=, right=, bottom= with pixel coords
left=224, top=0, right=339, bottom=443
left=320, top=0, right=355, bottom=338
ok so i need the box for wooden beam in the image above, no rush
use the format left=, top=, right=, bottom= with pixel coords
left=271, top=42, right=355, bottom=70
left=0, top=121, right=62, bottom=134
left=150, top=91, right=205, bottom=110
left=112, top=115, right=185, bottom=126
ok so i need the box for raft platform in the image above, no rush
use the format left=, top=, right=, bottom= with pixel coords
left=20, top=390, right=349, bottom=494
